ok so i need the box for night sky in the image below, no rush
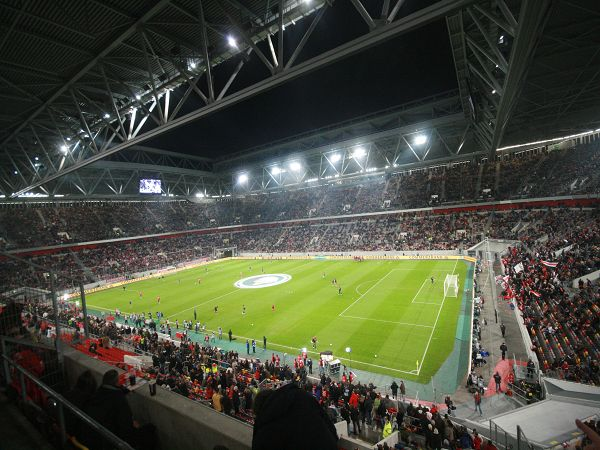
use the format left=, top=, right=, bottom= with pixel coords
left=146, top=0, right=457, bottom=159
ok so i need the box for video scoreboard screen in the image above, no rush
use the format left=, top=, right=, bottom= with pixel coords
left=139, top=179, right=161, bottom=194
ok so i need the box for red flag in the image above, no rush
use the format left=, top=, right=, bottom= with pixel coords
left=530, top=289, right=542, bottom=298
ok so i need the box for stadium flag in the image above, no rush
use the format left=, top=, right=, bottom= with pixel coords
left=541, top=260, right=558, bottom=268
left=530, top=289, right=542, bottom=298
left=514, top=262, right=524, bottom=273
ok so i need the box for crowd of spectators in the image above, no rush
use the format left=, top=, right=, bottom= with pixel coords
left=2, top=206, right=597, bottom=295
left=0, top=143, right=598, bottom=250
left=500, top=208, right=600, bottom=385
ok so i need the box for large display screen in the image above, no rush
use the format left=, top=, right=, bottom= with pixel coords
left=139, top=179, right=161, bottom=194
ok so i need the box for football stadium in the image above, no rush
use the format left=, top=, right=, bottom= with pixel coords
left=0, top=1, right=599, bottom=450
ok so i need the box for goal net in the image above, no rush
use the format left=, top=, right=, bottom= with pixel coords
left=213, top=246, right=238, bottom=259
left=444, top=274, right=459, bottom=298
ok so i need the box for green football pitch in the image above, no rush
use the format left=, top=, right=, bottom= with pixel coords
left=82, top=258, right=471, bottom=382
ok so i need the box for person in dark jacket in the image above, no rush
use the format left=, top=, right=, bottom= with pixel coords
left=350, top=405, right=361, bottom=435
left=252, top=383, right=338, bottom=450
left=85, top=369, right=156, bottom=450
left=64, top=370, right=97, bottom=442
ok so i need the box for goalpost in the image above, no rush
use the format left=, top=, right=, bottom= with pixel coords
left=213, top=246, right=238, bottom=259
left=444, top=274, right=459, bottom=297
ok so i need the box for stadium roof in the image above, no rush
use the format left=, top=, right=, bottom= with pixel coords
left=0, top=0, right=599, bottom=199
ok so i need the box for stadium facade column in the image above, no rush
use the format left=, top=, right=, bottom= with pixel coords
left=79, top=282, right=89, bottom=338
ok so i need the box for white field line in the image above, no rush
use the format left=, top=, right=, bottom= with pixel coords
left=341, top=315, right=434, bottom=328
left=166, top=290, right=239, bottom=319
left=354, top=279, right=380, bottom=296
left=85, top=304, right=114, bottom=312
left=167, top=259, right=315, bottom=319
left=207, top=328, right=419, bottom=375
left=410, top=278, right=429, bottom=304
left=338, top=269, right=397, bottom=317
left=417, top=259, right=459, bottom=375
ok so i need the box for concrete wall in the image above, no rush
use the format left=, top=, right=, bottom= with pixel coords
left=572, top=269, right=600, bottom=288
left=62, top=347, right=253, bottom=450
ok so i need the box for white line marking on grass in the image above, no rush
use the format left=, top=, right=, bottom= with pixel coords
left=341, top=315, right=434, bottom=328
left=208, top=328, right=419, bottom=375
left=410, top=279, right=429, bottom=304
left=85, top=304, right=114, bottom=312
left=167, top=261, right=312, bottom=320
left=166, top=289, right=239, bottom=319
left=338, top=269, right=396, bottom=317
left=417, top=259, right=459, bottom=375
left=355, top=279, right=380, bottom=296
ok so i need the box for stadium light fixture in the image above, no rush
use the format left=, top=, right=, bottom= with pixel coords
left=135, top=94, right=141, bottom=100
left=352, top=147, right=366, bottom=158
left=271, top=166, right=281, bottom=175
left=330, top=153, right=341, bottom=163
left=289, top=161, right=302, bottom=172
left=34, top=156, right=39, bottom=161
left=60, top=145, right=68, bottom=154
left=13, top=170, right=18, bottom=175
left=195, top=192, right=205, bottom=198
left=189, top=60, right=197, bottom=70
left=103, top=113, right=110, bottom=119
left=227, top=36, right=237, bottom=48
left=413, top=134, right=428, bottom=146
left=491, top=89, right=496, bottom=94
left=238, top=173, right=248, bottom=184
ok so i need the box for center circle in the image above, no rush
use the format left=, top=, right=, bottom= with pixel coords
left=234, top=273, right=292, bottom=289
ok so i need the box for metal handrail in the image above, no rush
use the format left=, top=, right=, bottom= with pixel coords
left=1, top=351, right=134, bottom=450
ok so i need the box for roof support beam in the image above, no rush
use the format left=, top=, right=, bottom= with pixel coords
left=488, top=0, right=552, bottom=153
left=10, top=0, right=475, bottom=197
left=0, top=0, right=171, bottom=148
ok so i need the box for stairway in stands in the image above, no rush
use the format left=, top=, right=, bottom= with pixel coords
left=69, top=250, right=97, bottom=282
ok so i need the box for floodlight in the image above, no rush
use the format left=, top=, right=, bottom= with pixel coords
left=103, top=113, right=110, bottom=119
left=34, top=156, right=39, bottom=161
left=227, top=36, right=237, bottom=48
left=66, top=137, right=71, bottom=141
left=271, top=166, right=281, bottom=175
left=352, top=147, right=366, bottom=158
left=289, top=161, right=302, bottom=172
left=413, top=134, right=428, bottom=146
left=491, top=89, right=496, bottom=94
left=60, top=145, right=68, bottom=154
left=13, top=170, right=18, bottom=175
left=195, top=192, right=205, bottom=198
left=330, top=153, right=341, bottom=163
left=189, top=61, right=197, bottom=69
left=238, top=173, right=248, bottom=183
